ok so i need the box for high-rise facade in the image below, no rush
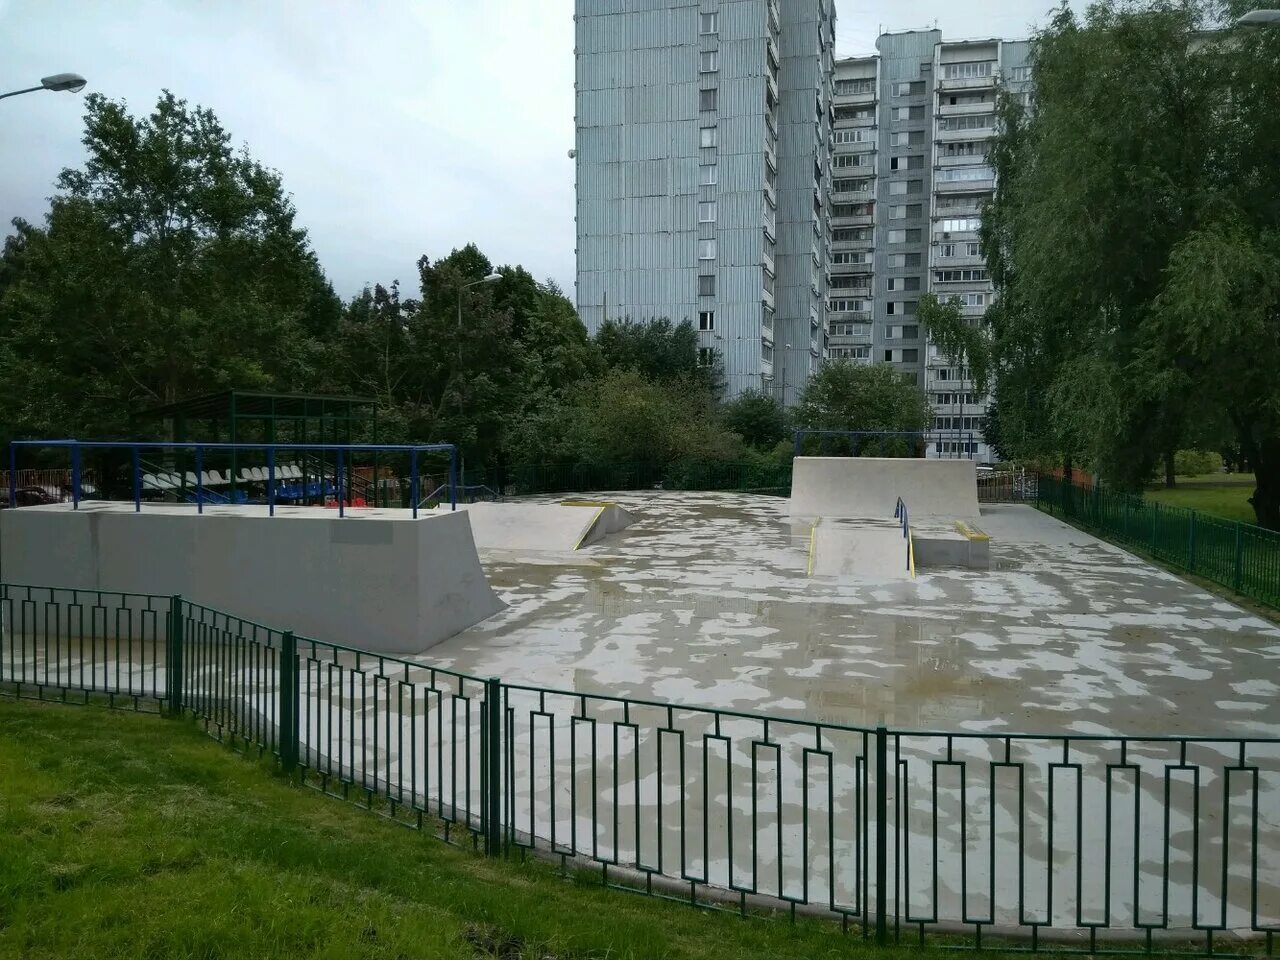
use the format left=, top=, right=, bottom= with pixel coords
left=575, top=12, right=1031, bottom=458
left=828, top=33, right=1031, bottom=463
left=574, top=0, right=836, bottom=402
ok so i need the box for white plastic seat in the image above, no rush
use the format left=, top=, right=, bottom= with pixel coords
left=200, top=471, right=217, bottom=487
left=239, top=467, right=255, bottom=482
left=185, top=472, right=198, bottom=486
left=251, top=467, right=266, bottom=481
left=142, top=473, right=161, bottom=490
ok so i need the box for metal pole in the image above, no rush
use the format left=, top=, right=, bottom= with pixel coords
left=71, top=443, right=81, bottom=509
left=875, top=725, right=889, bottom=946
left=410, top=449, right=419, bottom=519
left=279, top=630, right=299, bottom=774
left=167, top=594, right=184, bottom=715
left=448, top=447, right=457, bottom=512
left=337, top=449, right=345, bottom=519
left=7, top=443, right=16, bottom=508
left=195, top=445, right=204, bottom=514
left=484, top=676, right=503, bottom=856
left=132, top=445, right=141, bottom=512
left=267, top=446, right=275, bottom=517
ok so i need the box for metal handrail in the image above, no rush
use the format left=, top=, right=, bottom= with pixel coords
left=7, top=440, right=459, bottom=516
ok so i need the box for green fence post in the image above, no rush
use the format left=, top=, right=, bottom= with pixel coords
left=483, top=677, right=503, bottom=857
left=1233, top=524, right=1244, bottom=593
left=1188, top=510, right=1197, bottom=572
left=279, top=631, right=299, bottom=774
left=166, top=594, right=184, bottom=716
left=1151, top=501, right=1159, bottom=554
left=875, top=725, right=889, bottom=946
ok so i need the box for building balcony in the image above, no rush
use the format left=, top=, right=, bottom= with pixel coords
left=830, top=188, right=874, bottom=204
left=829, top=284, right=871, bottom=298
left=763, top=251, right=775, bottom=277
left=933, top=199, right=986, bottom=218
left=830, top=212, right=874, bottom=228
left=833, top=89, right=877, bottom=106
left=936, top=151, right=990, bottom=167
left=767, top=72, right=778, bottom=104
left=831, top=236, right=874, bottom=252
left=931, top=252, right=985, bottom=269
left=764, top=181, right=777, bottom=208
left=829, top=310, right=872, bottom=323
left=763, top=210, right=776, bottom=239
left=829, top=258, right=872, bottom=273
left=936, top=99, right=996, bottom=116
left=934, top=177, right=994, bottom=195
left=933, top=227, right=980, bottom=242
left=936, top=73, right=996, bottom=92
left=936, top=125, right=994, bottom=142
left=833, top=115, right=876, bottom=128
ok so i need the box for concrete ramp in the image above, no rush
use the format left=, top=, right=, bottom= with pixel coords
left=456, top=501, right=634, bottom=556
left=809, top=518, right=912, bottom=579
left=790, top=456, right=979, bottom=520
left=0, top=503, right=504, bottom=656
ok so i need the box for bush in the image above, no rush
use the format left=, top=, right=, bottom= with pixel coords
left=1174, top=449, right=1223, bottom=477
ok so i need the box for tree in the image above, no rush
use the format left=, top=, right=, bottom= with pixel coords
left=594, top=317, right=701, bottom=383
left=977, top=0, right=1280, bottom=523
left=0, top=91, right=338, bottom=443
left=722, top=390, right=788, bottom=451
left=795, top=361, right=932, bottom=453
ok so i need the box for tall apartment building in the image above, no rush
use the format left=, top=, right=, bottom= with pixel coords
left=574, top=0, right=836, bottom=403
left=829, top=33, right=1031, bottom=463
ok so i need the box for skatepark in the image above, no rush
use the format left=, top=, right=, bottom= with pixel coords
left=3, top=447, right=1278, bottom=942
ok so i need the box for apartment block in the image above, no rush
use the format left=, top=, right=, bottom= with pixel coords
left=830, top=33, right=1031, bottom=463
left=574, top=0, right=836, bottom=402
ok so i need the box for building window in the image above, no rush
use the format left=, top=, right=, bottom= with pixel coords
left=700, top=126, right=717, bottom=148
left=941, top=61, right=993, bottom=80
left=699, top=310, right=715, bottom=330
left=935, top=268, right=989, bottom=282
left=889, top=155, right=924, bottom=171
left=939, top=217, right=981, bottom=233
left=889, top=180, right=907, bottom=196
left=948, top=292, right=987, bottom=307
left=939, top=243, right=956, bottom=258
left=891, top=105, right=924, bottom=121
left=937, top=165, right=995, bottom=182
left=834, top=77, right=875, bottom=95
left=833, top=129, right=871, bottom=144
left=832, top=227, right=870, bottom=242
left=762, top=340, right=774, bottom=363
left=699, top=88, right=718, bottom=111
left=833, top=178, right=871, bottom=193
left=890, top=205, right=906, bottom=220
left=700, top=11, right=718, bottom=34
left=698, top=275, right=716, bottom=296
left=941, top=140, right=987, bottom=158
left=698, top=238, right=717, bottom=260
left=698, top=347, right=715, bottom=367
left=700, top=50, right=718, bottom=73
left=888, top=229, right=906, bottom=244
left=700, top=163, right=717, bottom=185
left=1007, top=65, right=1032, bottom=82
left=833, top=153, right=871, bottom=168
left=938, top=114, right=994, bottom=132
left=967, top=241, right=981, bottom=256
left=698, top=201, right=717, bottom=223
left=886, top=276, right=921, bottom=292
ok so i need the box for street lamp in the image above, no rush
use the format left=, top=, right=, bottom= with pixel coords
left=1238, top=9, right=1280, bottom=25
left=454, top=272, right=501, bottom=485
left=0, top=73, right=88, bottom=102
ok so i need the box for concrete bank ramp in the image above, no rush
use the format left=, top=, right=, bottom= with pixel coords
left=454, top=500, right=634, bottom=558
left=809, top=517, right=912, bottom=579
left=0, top=503, right=504, bottom=656
left=789, top=456, right=979, bottom=520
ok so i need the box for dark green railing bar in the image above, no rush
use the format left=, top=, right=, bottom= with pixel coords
left=278, top=630, right=299, bottom=774
left=1234, top=524, right=1244, bottom=593
left=166, top=594, right=184, bottom=716
left=875, top=724, right=889, bottom=946
left=483, top=676, right=502, bottom=858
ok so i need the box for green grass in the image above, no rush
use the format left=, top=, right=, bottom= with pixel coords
left=1144, top=473, right=1258, bottom=524
left=0, top=698, right=909, bottom=960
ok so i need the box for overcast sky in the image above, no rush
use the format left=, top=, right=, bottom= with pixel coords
left=1, top=0, right=1058, bottom=301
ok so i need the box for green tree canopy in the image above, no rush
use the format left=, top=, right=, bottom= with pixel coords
left=0, top=91, right=339, bottom=443
left=795, top=361, right=932, bottom=440
left=722, top=389, right=789, bottom=451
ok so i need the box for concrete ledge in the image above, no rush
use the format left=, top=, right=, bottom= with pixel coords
left=790, top=456, right=980, bottom=519
left=0, top=504, right=504, bottom=654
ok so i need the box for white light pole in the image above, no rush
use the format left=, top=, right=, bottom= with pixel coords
left=1238, top=9, right=1280, bottom=25
left=0, top=73, right=88, bottom=102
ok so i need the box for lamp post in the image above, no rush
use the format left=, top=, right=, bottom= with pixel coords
left=0, top=73, right=87, bottom=102
left=454, top=272, right=501, bottom=486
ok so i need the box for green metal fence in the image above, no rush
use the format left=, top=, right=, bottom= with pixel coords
left=1037, top=475, right=1280, bottom=609
left=3, top=582, right=1278, bottom=953
left=474, top=461, right=796, bottom=497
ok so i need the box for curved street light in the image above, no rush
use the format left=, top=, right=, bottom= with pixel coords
left=0, top=72, right=88, bottom=102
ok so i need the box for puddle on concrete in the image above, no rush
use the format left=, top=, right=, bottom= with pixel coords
left=423, top=493, right=1280, bottom=739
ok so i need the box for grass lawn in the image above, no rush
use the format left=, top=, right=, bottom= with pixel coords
left=0, top=698, right=906, bottom=960
left=1144, top=473, right=1258, bottom=524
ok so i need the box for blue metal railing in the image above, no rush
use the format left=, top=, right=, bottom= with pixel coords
left=893, top=495, right=911, bottom=572
left=793, top=429, right=977, bottom=459
left=7, top=440, right=459, bottom=517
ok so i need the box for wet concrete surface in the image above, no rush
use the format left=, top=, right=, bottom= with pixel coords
left=425, top=493, right=1280, bottom=739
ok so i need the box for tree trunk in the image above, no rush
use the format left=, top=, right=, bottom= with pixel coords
left=1164, top=449, right=1176, bottom=488
left=1246, top=435, right=1280, bottom=530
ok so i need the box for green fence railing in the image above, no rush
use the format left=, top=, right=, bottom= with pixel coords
left=1036, top=474, right=1280, bottom=609
left=4, top=581, right=1279, bottom=953
left=472, top=461, right=796, bottom=497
